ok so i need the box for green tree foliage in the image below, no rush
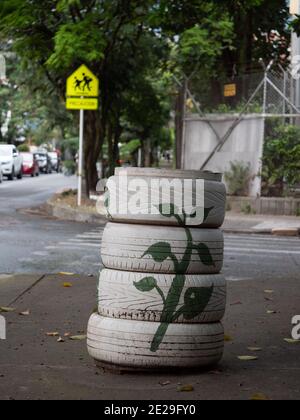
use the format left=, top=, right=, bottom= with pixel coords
left=0, top=39, right=76, bottom=148
left=0, top=0, right=292, bottom=193
left=218, top=0, right=290, bottom=76
left=0, top=0, right=236, bottom=192
left=0, top=0, right=174, bottom=193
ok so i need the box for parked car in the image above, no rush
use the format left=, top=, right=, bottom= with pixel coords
left=0, top=162, right=3, bottom=183
left=21, top=153, right=40, bottom=177
left=0, top=144, right=23, bottom=180
left=34, top=152, right=52, bottom=174
left=48, top=152, right=60, bottom=172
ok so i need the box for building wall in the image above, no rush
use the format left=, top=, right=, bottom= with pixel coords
left=183, top=114, right=265, bottom=197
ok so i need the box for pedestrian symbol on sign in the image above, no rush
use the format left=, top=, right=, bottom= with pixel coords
left=74, top=77, right=82, bottom=92
left=66, top=65, right=99, bottom=98
left=82, top=74, right=93, bottom=92
left=74, top=74, right=93, bottom=93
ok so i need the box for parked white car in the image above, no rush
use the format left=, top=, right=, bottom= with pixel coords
left=0, top=145, right=23, bottom=180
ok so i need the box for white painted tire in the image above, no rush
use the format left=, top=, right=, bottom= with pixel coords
left=105, top=169, right=226, bottom=228
left=87, top=313, right=224, bottom=370
left=101, top=223, right=224, bottom=274
left=98, top=269, right=226, bottom=323
left=115, top=167, right=223, bottom=182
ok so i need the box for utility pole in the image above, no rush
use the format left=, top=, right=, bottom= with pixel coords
left=0, top=54, right=6, bottom=82
left=290, top=0, right=300, bottom=118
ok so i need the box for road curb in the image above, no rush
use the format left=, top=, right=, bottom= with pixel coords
left=46, top=200, right=107, bottom=225
left=272, top=227, right=300, bottom=237
left=222, top=228, right=272, bottom=235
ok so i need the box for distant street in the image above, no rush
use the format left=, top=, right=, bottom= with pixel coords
left=0, top=174, right=299, bottom=279
left=0, top=174, right=102, bottom=275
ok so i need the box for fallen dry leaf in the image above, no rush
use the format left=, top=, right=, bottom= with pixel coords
left=46, top=332, right=60, bottom=337
left=224, top=334, right=233, bottom=342
left=64, top=333, right=71, bottom=337
left=159, top=381, right=171, bottom=387
left=264, top=290, right=274, bottom=294
left=63, top=282, right=73, bottom=288
left=284, top=338, right=300, bottom=344
left=60, top=272, right=75, bottom=276
left=230, top=301, right=242, bottom=306
left=69, top=335, right=87, bottom=341
left=178, top=385, right=194, bottom=392
left=57, top=337, right=65, bottom=343
left=0, top=307, right=15, bottom=313
left=251, top=393, right=269, bottom=401
left=19, top=310, right=30, bottom=316
left=247, top=347, right=262, bottom=352
left=238, top=356, right=258, bottom=361
left=209, top=369, right=223, bottom=375
left=266, top=310, right=277, bottom=315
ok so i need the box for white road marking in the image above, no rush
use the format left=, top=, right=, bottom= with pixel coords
left=33, top=251, right=49, bottom=256
left=76, top=234, right=102, bottom=239
left=225, top=247, right=300, bottom=255
left=226, top=276, right=253, bottom=282
left=63, top=242, right=100, bottom=248
left=225, top=234, right=300, bottom=243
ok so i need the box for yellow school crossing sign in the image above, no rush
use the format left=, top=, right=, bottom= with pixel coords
left=66, top=65, right=99, bottom=110
left=67, top=65, right=99, bottom=98
left=66, top=65, right=99, bottom=206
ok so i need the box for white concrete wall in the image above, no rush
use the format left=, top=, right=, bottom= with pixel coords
left=183, top=114, right=265, bottom=197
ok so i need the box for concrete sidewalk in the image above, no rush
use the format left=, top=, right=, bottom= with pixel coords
left=224, top=212, right=300, bottom=235
left=0, top=273, right=299, bottom=400
left=45, top=197, right=300, bottom=236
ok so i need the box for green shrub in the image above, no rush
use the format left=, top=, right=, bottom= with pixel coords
left=61, top=189, right=77, bottom=198
left=224, top=161, right=251, bottom=196
left=17, top=144, right=30, bottom=153
left=241, top=203, right=256, bottom=215
left=262, top=121, right=300, bottom=197
left=226, top=202, right=232, bottom=212
left=63, top=160, right=76, bottom=175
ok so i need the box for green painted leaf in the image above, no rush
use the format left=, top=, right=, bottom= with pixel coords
left=143, top=242, right=172, bottom=263
left=134, top=277, right=157, bottom=292
left=196, top=243, right=215, bottom=267
left=189, top=211, right=197, bottom=219
left=104, top=191, right=110, bottom=209
left=182, top=286, right=214, bottom=321
left=204, top=206, right=214, bottom=222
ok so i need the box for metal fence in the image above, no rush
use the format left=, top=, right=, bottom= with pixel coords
left=177, top=62, right=300, bottom=169
left=181, top=63, right=300, bottom=118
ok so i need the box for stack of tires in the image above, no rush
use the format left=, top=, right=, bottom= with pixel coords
left=87, top=168, right=227, bottom=371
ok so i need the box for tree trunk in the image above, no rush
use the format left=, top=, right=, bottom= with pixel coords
left=144, top=137, right=152, bottom=167
left=175, top=81, right=187, bottom=169
left=84, top=111, right=103, bottom=196
left=107, top=120, right=121, bottom=176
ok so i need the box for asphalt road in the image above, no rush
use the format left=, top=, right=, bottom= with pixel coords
left=0, top=174, right=101, bottom=275
left=0, top=173, right=299, bottom=279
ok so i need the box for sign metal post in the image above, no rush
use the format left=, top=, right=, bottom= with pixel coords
left=78, top=108, right=84, bottom=207
left=66, top=65, right=99, bottom=206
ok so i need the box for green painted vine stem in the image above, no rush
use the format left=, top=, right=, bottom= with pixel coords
left=133, top=204, right=216, bottom=352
